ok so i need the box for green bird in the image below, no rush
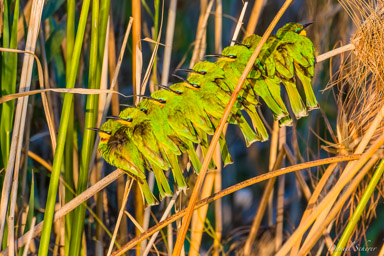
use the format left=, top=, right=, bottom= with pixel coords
left=97, top=119, right=159, bottom=207
left=117, top=108, right=177, bottom=197
left=187, top=61, right=269, bottom=141
left=243, top=33, right=308, bottom=120
left=185, top=60, right=260, bottom=106
left=169, top=82, right=222, bottom=169
left=186, top=71, right=260, bottom=147
left=274, top=48, right=308, bottom=118
left=127, top=99, right=187, bottom=192
left=146, top=88, right=203, bottom=173
left=276, top=23, right=319, bottom=110
left=217, top=45, right=290, bottom=123
left=169, top=79, right=234, bottom=166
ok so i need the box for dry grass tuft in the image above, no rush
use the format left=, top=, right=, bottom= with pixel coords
left=335, top=0, right=384, bottom=153
left=323, top=0, right=384, bottom=249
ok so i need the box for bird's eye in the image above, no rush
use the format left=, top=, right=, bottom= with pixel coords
left=227, top=54, right=237, bottom=59
left=140, top=107, right=147, bottom=114
left=101, top=130, right=112, bottom=135
left=198, top=70, right=207, bottom=75
left=175, top=90, right=182, bottom=95
left=295, top=28, right=300, bottom=32
left=191, top=82, right=200, bottom=88
left=159, top=98, right=166, bottom=103
left=123, top=117, right=133, bottom=122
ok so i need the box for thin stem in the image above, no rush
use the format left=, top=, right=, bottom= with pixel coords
left=106, top=179, right=133, bottom=256
left=316, top=43, right=355, bottom=63
left=173, top=1, right=294, bottom=254
left=112, top=154, right=361, bottom=256
left=2, top=154, right=360, bottom=256
left=143, top=192, right=180, bottom=256
left=276, top=134, right=384, bottom=256
left=332, top=160, right=384, bottom=256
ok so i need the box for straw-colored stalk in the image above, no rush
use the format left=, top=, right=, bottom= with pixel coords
left=275, top=127, right=286, bottom=250
left=189, top=169, right=217, bottom=256
left=160, top=0, right=177, bottom=86
left=0, top=30, right=364, bottom=256
left=173, top=1, right=294, bottom=254
left=111, top=154, right=361, bottom=256
left=213, top=3, right=223, bottom=255
left=188, top=0, right=213, bottom=68
left=0, top=151, right=361, bottom=256
left=289, top=3, right=384, bottom=253
left=132, top=0, right=143, bottom=253
left=243, top=149, right=286, bottom=255
left=106, top=179, right=133, bottom=256
left=189, top=1, right=244, bottom=253
left=0, top=0, right=44, bottom=247
left=300, top=156, right=379, bottom=255
left=159, top=1, right=177, bottom=253
left=276, top=134, right=384, bottom=255
left=185, top=0, right=211, bottom=253
left=245, top=0, right=264, bottom=37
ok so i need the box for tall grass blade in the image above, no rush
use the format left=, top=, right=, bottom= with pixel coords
left=333, top=160, right=384, bottom=256
left=68, top=0, right=111, bottom=254
left=64, top=0, right=76, bottom=254
left=0, top=0, right=19, bottom=179
left=38, top=1, right=91, bottom=255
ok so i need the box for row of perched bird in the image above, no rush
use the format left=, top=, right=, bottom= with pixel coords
left=95, top=23, right=318, bottom=206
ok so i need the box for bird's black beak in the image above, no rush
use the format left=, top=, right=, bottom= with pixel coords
left=231, top=40, right=243, bottom=45
left=205, top=54, right=223, bottom=58
left=177, top=68, right=196, bottom=73
left=156, top=84, right=172, bottom=90
left=145, top=96, right=165, bottom=103
left=303, top=22, right=313, bottom=29
left=232, top=40, right=249, bottom=48
left=120, top=104, right=136, bottom=108
left=172, top=74, right=200, bottom=88
left=105, top=116, right=121, bottom=120
left=87, top=127, right=100, bottom=132
left=87, top=128, right=112, bottom=135
left=156, top=84, right=182, bottom=95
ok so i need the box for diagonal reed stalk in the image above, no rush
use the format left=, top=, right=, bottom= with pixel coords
left=213, top=1, right=223, bottom=255
left=111, top=154, right=362, bottom=255
left=333, top=161, right=384, bottom=255
left=0, top=30, right=362, bottom=255
left=1, top=2, right=376, bottom=254
left=276, top=133, right=384, bottom=256
left=300, top=155, right=380, bottom=255
left=173, top=1, right=294, bottom=254
left=106, top=179, right=133, bottom=256
left=243, top=147, right=286, bottom=255
left=0, top=153, right=360, bottom=255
